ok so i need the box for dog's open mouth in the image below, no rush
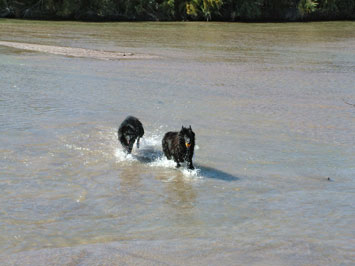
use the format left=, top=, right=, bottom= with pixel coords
left=185, top=143, right=191, bottom=148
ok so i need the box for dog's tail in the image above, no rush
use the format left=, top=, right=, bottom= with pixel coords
left=136, top=137, right=140, bottom=149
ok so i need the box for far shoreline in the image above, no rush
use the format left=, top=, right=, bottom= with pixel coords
left=1, top=17, right=355, bottom=23
left=1, top=17, right=354, bottom=24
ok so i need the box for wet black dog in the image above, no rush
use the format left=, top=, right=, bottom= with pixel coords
left=162, top=126, right=195, bottom=170
left=118, top=116, right=144, bottom=154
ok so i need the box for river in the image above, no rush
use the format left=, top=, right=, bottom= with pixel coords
left=0, top=20, right=354, bottom=265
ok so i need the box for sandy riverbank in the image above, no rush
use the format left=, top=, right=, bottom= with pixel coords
left=0, top=41, right=157, bottom=60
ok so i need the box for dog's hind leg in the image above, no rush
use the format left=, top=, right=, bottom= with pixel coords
left=164, top=150, right=172, bottom=160
left=162, top=141, right=172, bottom=160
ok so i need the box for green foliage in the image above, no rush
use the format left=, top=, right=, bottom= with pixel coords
left=336, top=0, right=355, bottom=17
left=298, top=0, right=318, bottom=15
left=186, top=0, right=222, bottom=20
left=318, top=0, right=338, bottom=13
left=55, top=0, right=80, bottom=18
left=0, top=0, right=8, bottom=7
left=236, top=0, right=263, bottom=19
left=1, top=0, right=354, bottom=20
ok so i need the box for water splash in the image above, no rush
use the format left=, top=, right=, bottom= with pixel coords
left=148, top=156, right=176, bottom=168
left=114, top=133, right=161, bottom=163
left=115, top=132, right=202, bottom=179
left=181, top=167, right=201, bottom=178
left=114, top=148, right=135, bottom=162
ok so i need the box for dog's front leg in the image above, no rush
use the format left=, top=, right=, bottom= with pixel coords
left=187, top=161, right=194, bottom=170
left=127, top=140, right=135, bottom=154
left=185, top=152, right=194, bottom=170
left=173, top=155, right=181, bottom=168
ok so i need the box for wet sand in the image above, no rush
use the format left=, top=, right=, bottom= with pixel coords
left=0, top=41, right=157, bottom=60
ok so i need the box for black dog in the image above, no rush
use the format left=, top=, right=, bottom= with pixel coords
left=118, top=116, right=144, bottom=154
left=162, top=126, right=195, bottom=170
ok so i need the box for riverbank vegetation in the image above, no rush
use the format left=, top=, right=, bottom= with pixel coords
left=0, top=0, right=354, bottom=21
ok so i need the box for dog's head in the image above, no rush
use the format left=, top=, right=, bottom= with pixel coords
left=180, top=125, right=195, bottom=149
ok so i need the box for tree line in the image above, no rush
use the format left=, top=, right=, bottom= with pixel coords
left=0, top=0, right=354, bottom=21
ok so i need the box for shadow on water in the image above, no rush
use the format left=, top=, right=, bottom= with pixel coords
left=133, top=147, right=163, bottom=163
left=196, top=165, right=239, bottom=182
left=132, top=147, right=239, bottom=182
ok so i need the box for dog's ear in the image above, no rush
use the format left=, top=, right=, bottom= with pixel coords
left=189, top=125, right=192, bottom=130
left=181, top=126, right=184, bottom=130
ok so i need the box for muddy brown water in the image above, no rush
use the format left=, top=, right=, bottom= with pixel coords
left=0, top=20, right=354, bottom=265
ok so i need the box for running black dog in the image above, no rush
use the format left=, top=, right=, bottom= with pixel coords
left=162, top=126, right=195, bottom=170
left=118, top=116, right=144, bottom=154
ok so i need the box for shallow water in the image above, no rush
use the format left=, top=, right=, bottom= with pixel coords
left=0, top=20, right=354, bottom=265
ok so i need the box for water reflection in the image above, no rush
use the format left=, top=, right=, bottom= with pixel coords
left=160, top=173, right=197, bottom=209
left=118, top=165, right=143, bottom=191
left=156, top=172, right=200, bottom=232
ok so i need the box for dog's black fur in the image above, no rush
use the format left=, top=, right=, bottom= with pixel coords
left=118, top=116, right=144, bottom=154
left=162, top=126, right=195, bottom=170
